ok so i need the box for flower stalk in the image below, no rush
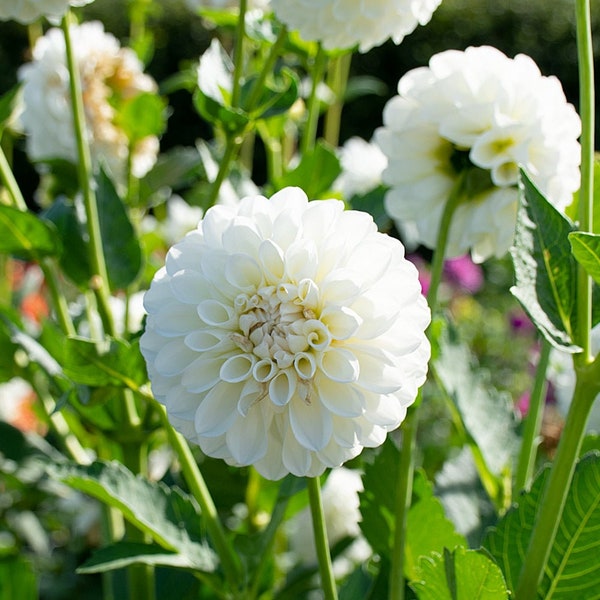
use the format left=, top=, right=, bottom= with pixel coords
left=300, top=46, right=327, bottom=155
left=307, top=476, right=338, bottom=600
left=323, top=51, right=352, bottom=148
left=515, top=0, right=596, bottom=595
left=514, top=340, right=550, bottom=494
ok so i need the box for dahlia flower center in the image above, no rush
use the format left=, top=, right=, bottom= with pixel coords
left=231, top=279, right=328, bottom=390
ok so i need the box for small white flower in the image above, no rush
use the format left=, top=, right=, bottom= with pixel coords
left=0, top=0, right=93, bottom=24
left=287, top=467, right=371, bottom=577
left=271, top=0, right=442, bottom=53
left=333, top=137, right=388, bottom=199
left=0, top=378, right=35, bottom=429
left=159, top=196, right=205, bottom=247
left=548, top=325, right=600, bottom=433
left=141, top=187, right=430, bottom=479
left=18, top=21, right=159, bottom=182
left=375, top=46, right=581, bottom=262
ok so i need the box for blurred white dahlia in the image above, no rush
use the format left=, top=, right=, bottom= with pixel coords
left=18, top=21, right=159, bottom=181
left=333, top=137, right=388, bottom=199
left=141, top=187, right=430, bottom=480
left=375, top=46, right=581, bottom=262
left=271, top=0, right=441, bottom=52
left=0, top=0, right=93, bottom=24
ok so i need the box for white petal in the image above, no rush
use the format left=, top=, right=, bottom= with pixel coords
left=289, top=396, right=333, bottom=452
left=259, top=239, right=285, bottom=283
left=282, top=424, right=312, bottom=476
left=194, top=380, right=244, bottom=436
left=225, top=254, right=263, bottom=292
left=319, top=348, right=359, bottom=383
left=153, top=302, right=201, bottom=337
left=155, top=340, right=198, bottom=377
left=316, top=374, right=364, bottom=417
left=225, top=408, right=268, bottom=464
left=320, top=305, right=362, bottom=340
left=197, top=299, right=237, bottom=328
left=220, top=354, right=256, bottom=383
left=269, top=369, right=296, bottom=406
left=182, top=356, right=226, bottom=393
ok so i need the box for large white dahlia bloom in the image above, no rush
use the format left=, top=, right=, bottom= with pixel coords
left=18, top=21, right=159, bottom=181
left=0, top=0, right=93, bottom=24
left=270, top=0, right=442, bottom=53
left=141, top=187, right=430, bottom=480
left=375, top=46, right=581, bottom=262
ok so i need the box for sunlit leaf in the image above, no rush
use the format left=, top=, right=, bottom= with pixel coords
left=510, top=169, right=578, bottom=351
left=0, top=556, right=37, bottom=600
left=569, top=231, right=600, bottom=284
left=0, top=205, right=61, bottom=258
left=49, top=460, right=218, bottom=573
left=411, top=547, right=508, bottom=600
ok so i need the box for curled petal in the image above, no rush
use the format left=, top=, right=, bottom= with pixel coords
left=319, top=347, right=359, bottom=383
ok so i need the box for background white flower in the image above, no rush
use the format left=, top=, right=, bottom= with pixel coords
left=375, top=46, right=581, bottom=262
left=287, top=467, right=371, bottom=577
left=548, top=325, right=600, bottom=433
left=0, top=0, right=93, bottom=24
left=333, top=137, right=388, bottom=199
left=141, top=187, right=430, bottom=480
left=18, top=21, right=159, bottom=181
left=271, top=0, right=442, bottom=53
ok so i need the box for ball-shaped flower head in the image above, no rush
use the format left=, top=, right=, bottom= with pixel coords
left=270, top=0, right=442, bottom=53
left=375, top=46, right=581, bottom=262
left=140, top=187, right=431, bottom=480
left=18, top=21, right=159, bottom=182
left=0, top=0, right=93, bottom=24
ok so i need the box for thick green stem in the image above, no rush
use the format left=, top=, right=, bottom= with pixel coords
left=307, top=477, right=338, bottom=600
left=207, top=134, right=243, bottom=207
left=231, top=0, right=247, bottom=109
left=323, top=52, right=352, bottom=148
left=575, top=0, right=595, bottom=364
left=300, top=47, right=327, bottom=156
left=389, top=411, right=417, bottom=600
left=0, top=143, right=26, bottom=211
left=515, top=372, right=599, bottom=598
left=514, top=341, right=551, bottom=494
left=160, top=411, right=242, bottom=588
left=61, top=12, right=115, bottom=337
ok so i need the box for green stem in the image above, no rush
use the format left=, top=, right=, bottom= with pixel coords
left=160, top=411, right=242, bottom=588
left=389, top=173, right=465, bottom=599
left=323, top=51, right=352, bottom=148
left=207, top=134, right=243, bottom=207
left=307, top=477, right=338, bottom=600
left=575, top=0, right=595, bottom=364
left=0, top=143, right=26, bottom=211
left=61, top=12, right=116, bottom=337
left=514, top=341, right=551, bottom=494
left=231, top=0, right=247, bottom=109
left=514, top=372, right=599, bottom=598
left=390, top=410, right=417, bottom=600
left=300, top=46, right=328, bottom=155
left=426, top=172, right=466, bottom=315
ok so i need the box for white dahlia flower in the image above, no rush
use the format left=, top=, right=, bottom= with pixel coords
left=333, top=137, right=388, bottom=199
left=375, top=46, right=581, bottom=262
left=0, top=0, right=93, bottom=24
left=18, top=21, right=159, bottom=181
left=141, top=187, right=430, bottom=480
left=271, top=0, right=442, bottom=53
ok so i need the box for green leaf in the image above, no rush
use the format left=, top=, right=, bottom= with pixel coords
left=0, top=205, right=61, bottom=259
left=510, top=169, right=579, bottom=351
left=193, top=88, right=249, bottom=134
left=49, top=460, right=218, bottom=572
left=359, top=439, right=399, bottom=556
left=115, top=92, right=167, bottom=143
left=411, top=548, right=508, bottom=600
left=78, top=542, right=195, bottom=573
left=405, top=471, right=467, bottom=581
left=433, top=323, right=519, bottom=486
left=484, top=452, right=600, bottom=597
left=0, top=85, right=21, bottom=130
left=569, top=231, right=600, bottom=284
left=96, top=170, right=143, bottom=290
left=0, top=555, right=37, bottom=600
left=241, top=68, right=299, bottom=120
left=61, top=337, right=147, bottom=390
left=274, top=141, right=341, bottom=198
left=348, top=185, right=392, bottom=231
left=43, top=197, right=91, bottom=289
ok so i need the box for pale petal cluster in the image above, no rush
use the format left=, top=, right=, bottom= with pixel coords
left=333, top=137, right=388, bottom=199
left=376, top=46, right=581, bottom=262
left=0, top=0, right=93, bottom=24
left=18, top=21, right=159, bottom=181
left=141, top=187, right=430, bottom=480
left=271, top=0, right=442, bottom=53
